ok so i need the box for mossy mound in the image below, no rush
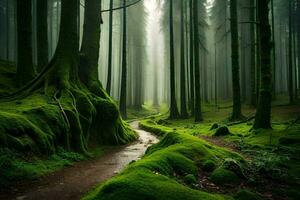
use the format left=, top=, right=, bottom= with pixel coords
left=84, top=129, right=244, bottom=200
left=210, top=167, right=240, bottom=186
left=202, top=160, right=217, bottom=172
left=234, top=190, right=262, bottom=200
left=214, top=126, right=231, bottom=136
left=184, top=174, right=197, bottom=185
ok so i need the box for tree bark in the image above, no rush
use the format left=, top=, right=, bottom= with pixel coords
left=120, top=0, right=127, bottom=119
left=189, top=0, right=195, bottom=116
left=250, top=0, right=256, bottom=106
left=169, top=0, right=180, bottom=119
left=180, top=0, right=188, bottom=119
left=36, top=0, right=49, bottom=71
left=106, top=0, right=113, bottom=95
left=253, top=0, right=272, bottom=129
left=230, top=0, right=243, bottom=121
left=288, top=0, right=294, bottom=104
left=16, top=0, right=35, bottom=86
left=194, top=0, right=203, bottom=122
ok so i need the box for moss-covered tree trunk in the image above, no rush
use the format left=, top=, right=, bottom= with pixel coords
left=79, top=0, right=105, bottom=97
left=120, top=0, right=127, bottom=119
left=169, top=0, right=180, bottom=119
left=229, top=0, right=243, bottom=121
left=36, top=0, right=49, bottom=71
left=189, top=0, right=195, bottom=116
left=180, top=0, right=188, bottom=119
left=106, top=0, right=113, bottom=95
left=16, top=0, right=35, bottom=85
left=194, top=0, right=203, bottom=122
left=253, top=0, right=272, bottom=129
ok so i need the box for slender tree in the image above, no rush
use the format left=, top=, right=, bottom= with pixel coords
left=189, top=0, right=195, bottom=116
left=180, top=0, right=188, bottom=119
left=288, top=0, right=294, bottom=104
left=16, top=0, right=35, bottom=85
left=120, top=0, right=128, bottom=119
left=194, top=0, right=203, bottom=122
left=106, top=0, right=113, bottom=95
left=250, top=0, right=256, bottom=106
left=253, top=0, right=272, bottom=129
left=169, top=0, right=180, bottom=119
left=229, top=0, right=243, bottom=121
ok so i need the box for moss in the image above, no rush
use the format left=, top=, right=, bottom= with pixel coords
left=214, top=126, right=231, bottom=136
left=84, top=125, right=244, bottom=200
left=202, top=160, right=216, bottom=172
left=234, top=190, right=263, bottom=200
left=210, top=167, right=240, bottom=186
left=184, top=174, right=197, bottom=185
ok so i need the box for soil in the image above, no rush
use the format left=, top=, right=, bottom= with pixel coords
left=0, top=121, right=159, bottom=200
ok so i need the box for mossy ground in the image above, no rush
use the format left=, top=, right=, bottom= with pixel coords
left=84, top=101, right=300, bottom=200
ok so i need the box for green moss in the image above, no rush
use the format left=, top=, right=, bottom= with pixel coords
left=210, top=168, right=240, bottom=186
left=184, top=174, right=197, bottom=185
left=202, top=160, right=216, bottom=172
left=214, top=126, right=231, bottom=136
left=234, top=190, right=262, bottom=200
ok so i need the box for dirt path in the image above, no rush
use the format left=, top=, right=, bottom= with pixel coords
left=0, top=121, right=159, bottom=200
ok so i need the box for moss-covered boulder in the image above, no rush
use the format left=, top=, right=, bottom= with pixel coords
left=183, top=174, right=197, bottom=185
left=214, top=126, right=231, bottom=136
left=210, top=123, right=219, bottom=130
left=210, top=167, right=240, bottom=185
left=234, top=190, right=262, bottom=200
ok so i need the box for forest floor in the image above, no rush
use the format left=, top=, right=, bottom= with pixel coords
left=0, top=121, right=159, bottom=200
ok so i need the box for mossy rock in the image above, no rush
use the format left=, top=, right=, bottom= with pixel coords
left=202, top=160, right=216, bottom=172
left=210, top=167, right=240, bottom=185
left=183, top=174, right=197, bottom=185
left=234, top=190, right=263, bottom=200
left=222, top=158, right=245, bottom=178
left=214, top=126, right=231, bottom=136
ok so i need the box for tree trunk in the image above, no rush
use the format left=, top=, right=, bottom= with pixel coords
left=288, top=0, right=294, bottom=104
left=169, top=0, right=180, bottom=119
left=253, top=0, right=272, bottom=129
left=230, top=0, right=243, bottom=121
left=194, top=0, right=203, bottom=122
left=16, top=0, right=35, bottom=86
left=189, top=0, right=195, bottom=116
left=120, top=0, right=127, bottom=119
left=36, top=0, right=49, bottom=71
left=180, top=0, right=188, bottom=119
left=106, top=0, right=113, bottom=95
left=250, top=0, right=256, bottom=106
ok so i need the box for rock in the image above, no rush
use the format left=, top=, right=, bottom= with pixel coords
left=183, top=174, right=197, bottom=185
left=222, top=158, right=245, bottom=178
left=210, top=167, right=240, bottom=186
left=214, top=126, right=231, bottom=136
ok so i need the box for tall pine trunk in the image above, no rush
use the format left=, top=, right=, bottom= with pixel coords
left=106, top=0, right=113, bottom=95
left=253, top=0, right=272, bottom=129
left=169, top=0, right=180, bottom=119
left=180, top=0, right=188, bottom=119
left=120, top=0, right=128, bottom=119
left=16, top=0, right=35, bottom=85
left=288, top=0, right=294, bottom=104
left=250, top=0, right=256, bottom=106
left=37, top=0, right=49, bottom=71
left=230, top=0, right=243, bottom=121
left=189, top=0, right=195, bottom=116
left=194, top=0, right=203, bottom=122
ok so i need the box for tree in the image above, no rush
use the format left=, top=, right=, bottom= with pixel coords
left=229, top=0, right=243, bottom=121
left=120, top=0, right=128, bottom=119
left=180, top=0, right=188, bottom=119
left=250, top=0, right=256, bottom=106
left=106, top=0, right=113, bottom=95
left=288, top=0, right=294, bottom=104
left=194, top=0, right=203, bottom=122
left=169, top=0, right=180, bottom=119
left=189, top=0, right=195, bottom=116
left=253, top=0, right=272, bottom=129
left=36, top=0, right=49, bottom=71
left=16, top=0, right=35, bottom=85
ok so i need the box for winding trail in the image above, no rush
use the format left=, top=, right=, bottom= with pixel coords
left=0, top=121, right=159, bottom=200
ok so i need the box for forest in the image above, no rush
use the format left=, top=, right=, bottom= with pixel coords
left=0, top=0, right=299, bottom=200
